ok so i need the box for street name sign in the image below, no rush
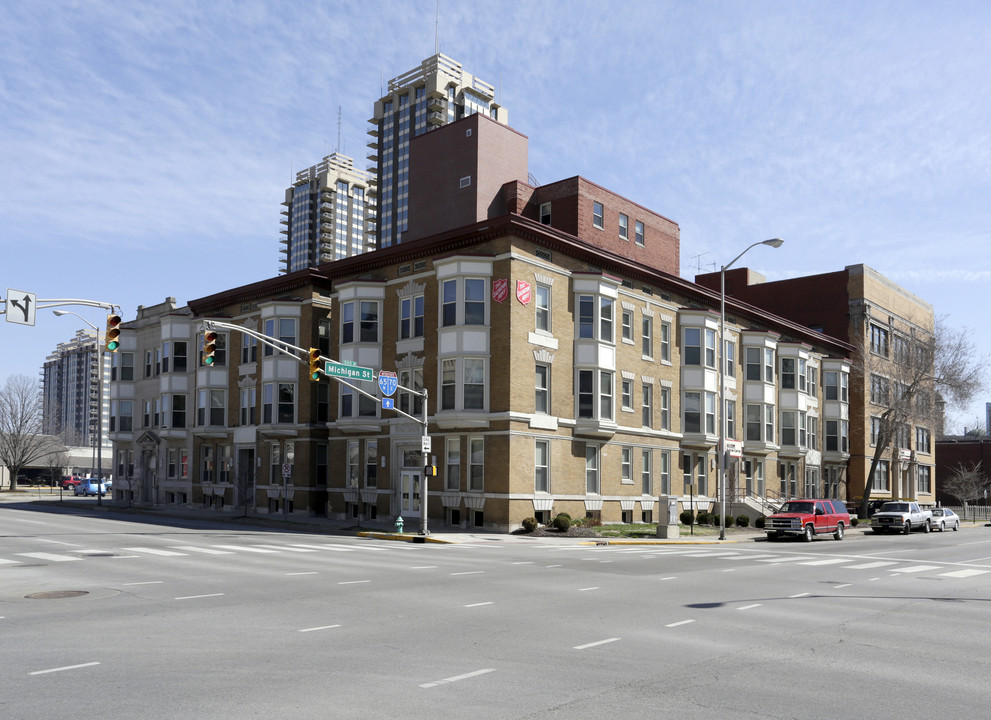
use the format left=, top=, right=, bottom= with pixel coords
left=324, top=362, right=374, bottom=381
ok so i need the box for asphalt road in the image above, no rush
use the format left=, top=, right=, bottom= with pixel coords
left=2, top=502, right=989, bottom=720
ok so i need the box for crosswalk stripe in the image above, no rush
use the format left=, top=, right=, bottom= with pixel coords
left=758, top=556, right=814, bottom=563
left=890, top=565, right=942, bottom=573
left=0, top=557, right=23, bottom=565
left=122, top=547, right=188, bottom=557
left=17, top=552, right=81, bottom=562
left=253, top=544, right=317, bottom=553
left=288, top=544, right=355, bottom=552
left=170, top=546, right=235, bottom=555
left=800, top=558, right=852, bottom=566
left=939, top=568, right=989, bottom=578
left=212, top=545, right=279, bottom=553
left=844, top=561, right=897, bottom=569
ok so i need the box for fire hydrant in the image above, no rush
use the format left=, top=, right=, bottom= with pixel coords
left=395, top=516, right=404, bottom=534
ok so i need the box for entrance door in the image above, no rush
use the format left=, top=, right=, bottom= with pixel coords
left=236, top=449, right=255, bottom=509
left=400, top=470, right=421, bottom=516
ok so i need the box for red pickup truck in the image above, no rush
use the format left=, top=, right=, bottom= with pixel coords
left=765, top=499, right=850, bottom=542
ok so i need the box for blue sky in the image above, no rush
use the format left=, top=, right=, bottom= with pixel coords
left=2, top=0, right=989, bottom=431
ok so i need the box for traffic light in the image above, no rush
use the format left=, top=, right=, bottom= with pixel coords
left=308, top=348, right=322, bottom=381
left=105, top=314, right=122, bottom=352
left=203, top=330, right=218, bottom=365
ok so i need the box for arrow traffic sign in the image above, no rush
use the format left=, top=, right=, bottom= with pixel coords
left=4, top=289, right=37, bottom=326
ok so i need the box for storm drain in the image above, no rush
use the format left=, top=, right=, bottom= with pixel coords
left=25, top=591, right=89, bottom=600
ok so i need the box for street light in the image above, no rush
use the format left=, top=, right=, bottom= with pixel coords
left=53, top=310, right=108, bottom=507
left=718, top=238, right=783, bottom=540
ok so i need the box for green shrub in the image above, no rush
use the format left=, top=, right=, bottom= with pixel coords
left=521, top=517, right=538, bottom=532
left=680, top=510, right=694, bottom=525
left=735, top=514, right=750, bottom=527
left=754, top=516, right=765, bottom=529
left=557, top=512, right=572, bottom=521
left=696, top=511, right=711, bottom=525
left=850, top=517, right=859, bottom=527
left=552, top=513, right=572, bottom=531
left=584, top=513, right=602, bottom=528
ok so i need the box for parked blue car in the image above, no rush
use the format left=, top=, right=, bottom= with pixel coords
left=74, top=479, right=107, bottom=496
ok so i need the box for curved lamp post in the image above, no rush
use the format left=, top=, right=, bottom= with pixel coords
left=718, top=238, right=784, bottom=540
left=53, top=310, right=107, bottom=506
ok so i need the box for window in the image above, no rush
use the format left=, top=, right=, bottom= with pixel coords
left=745, top=347, right=762, bottom=380
left=685, top=392, right=701, bottom=433
left=660, top=386, right=671, bottom=430
left=724, top=340, right=735, bottom=376
left=535, top=364, right=549, bottom=414
left=365, top=441, right=377, bottom=488
left=764, top=348, right=774, bottom=382
left=399, top=367, right=423, bottom=416
left=876, top=460, right=890, bottom=491
left=642, top=316, right=652, bottom=357
left=317, top=383, right=330, bottom=422
left=143, top=400, right=151, bottom=428
left=746, top=404, right=761, bottom=441
left=172, top=342, right=187, bottom=373
left=592, top=201, right=604, bottom=229
left=578, top=369, right=614, bottom=421
left=400, top=294, right=424, bottom=339
left=635, top=220, right=645, bottom=246
left=442, top=278, right=486, bottom=327
left=659, top=321, right=670, bottom=362
left=619, top=213, right=629, bottom=240
left=535, top=284, right=550, bottom=333
left=808, top=416, right=818, bottom=450
left=585, top=444, right=600, bottom=494
left=112, top=352, right=134, bottom=381
left=468, top=438, right=484, bottom=491
left=807, top=366, right=817, bottom=397
left=622, top=308, right=634, bottom=342
left=261, top=383, right=294, bottom=424
left=239, top=388, right=256, bottom=426
left=641, top=383, right=652, bottom=427
left=621, top=378, right=633, bottom=411
left=196, top=389, right=224, bottom=426
left=169, top=394, right=186, bottom=428
left=441, top=359, right=456, bottom=410
left=825, top=419, right=849, bottom=453
left=621, top=447, right=633, bottom=484
left=782, top=358, right=796, bottom=389
left=641, top=449, right=652, bottom=495
left=241, top=335, right=258, bottom=364
left=870, top=324, right=889, bottom=356
left=463, top=358, right=485, bottom=410
left=725, top=400, right=736, bottom=439
left=539, top=202, right=552, bottom=225
left=870, top=374, right=890, bottom=405
left=201, top=445, right=214, bottom=484
left=270, top=443, right=280, bottom=485
left=577, top=295, right=614, bottom=343
left=659, top=450, right=671, bottom=495
left=342, top=302, right=355, bottom=342
left=446, top=437, right=460, bottom=491
left=684, top=327, right=716, bottom=367
left=781, top=411, right=797, bottom=446
left=263, top=318, right=296, bottom=356
left=916, top=427, right=931, bottom=454
left=917, top=465, right=932, bottom=493
left=167, top=448, right=177, bottom=479
left=535, top=440, right=549, bottom=492
left=824, top=370, right=849, bottom=402
left=459, top=175, right=471, bottom=188
left=870, top=416, right=882, bottom=445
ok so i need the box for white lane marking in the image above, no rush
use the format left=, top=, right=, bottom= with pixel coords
left=298, top=624, right=341, bottom=633
left=940, top=569, right=989, bottom=578
left=574, top=637, right=620, bottom=650
left=450, top=571, right=484, bottom=576
left=512, top=561, right=534, bottom=565
left=789, top=592, right=811, bottom=598
left=659, top=576, right=677, bottom=581
left=212, top=545, right=278, bottom=553
left=37, top=538, right=79, bottom=545
left=338, top=580, right=371, bottom=585
left=833, top=584, right=852, bottom=589
left=577, top=587, right=599, bottom=592
left=890, top=565, right=941, bottom=573
left=411, top=566, right=438, bottom=569
left=29, top=661, right=100, bottom=676
left=0, top=558, right=22, bottom=565
left=170, top=546, right=235, bottom=555
left=845, top=561, right=897, bottom=569
left=546, top=564, right=562, bottom=568
left=122, top=581, right=164, bottom=586
left=759, top=557, right=814, bottom=563
left=9, top=518, right=45, bottom=525
left=665, top=619, right=695, bottom=628
left=286, top=571, right=318, bottom=576
left=289, top=544, right=355, bottom=552
left=737, top=604, right=762, bottom=611
left=722, top=568, right=736, bottom=572
left=17, top=552, right=80, bottom=562
left=174, top=593, right=225, bottom=600
left=254, top=544, right=317, bottom=553
left=800, top=558, right=852, bottom=566
left=420, top=668, right=496, bottom=689
left=121, top=547, right=187, bottom=557
left=464, top=602, right=494, bottom=608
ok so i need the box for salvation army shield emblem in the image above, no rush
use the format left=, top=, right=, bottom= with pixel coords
left=492, top=278, right=509, bottom=303
left=516, top=280, right=531, bottom=306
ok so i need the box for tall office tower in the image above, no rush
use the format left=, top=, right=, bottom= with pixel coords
left=41, top=329, right=110, bottom=450
left=280, top=152, right=376, bottom=273
left=368, top=53, right=507, bottom=247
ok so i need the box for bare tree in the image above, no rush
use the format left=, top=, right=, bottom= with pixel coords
left=941, top=462, right=990, bottom=521
left=0, top=375, right=51, bottom=492
left=856, top=318, right=987, bottom=518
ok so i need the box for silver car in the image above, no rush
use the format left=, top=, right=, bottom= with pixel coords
left=930, top=507, right=960, bottom=532
left=74, top=479, right=107, bottom=496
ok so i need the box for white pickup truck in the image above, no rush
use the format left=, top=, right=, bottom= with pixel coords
left=870, top=501, right=932, bottom=535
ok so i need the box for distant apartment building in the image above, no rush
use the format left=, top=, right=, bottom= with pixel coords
left=696, top=264, right=937, bottom=506
left=368, top=53, right=507, bottom=248
left=280, top=153, right=375, bottom=273
left=42, top=329, right=110, bottom=451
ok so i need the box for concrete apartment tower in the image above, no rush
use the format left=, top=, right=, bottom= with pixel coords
left=279, top=153, right=376, bottom=273
left=367, top=53, right=507, bottom=248
left=42, top=329, right=111, bottom=451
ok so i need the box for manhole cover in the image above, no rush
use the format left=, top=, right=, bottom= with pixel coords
left=25, top=591, right=90, bottom=600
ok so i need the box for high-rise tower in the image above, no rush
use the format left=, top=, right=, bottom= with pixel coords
left=41, top=329, right=110, bottom=450
left=279, top=153, right=375, bottom=273
left=367, top=53, right=507, bottom=247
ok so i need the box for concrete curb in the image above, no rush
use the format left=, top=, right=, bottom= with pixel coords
left=357, top=531, right=455, bottom=544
